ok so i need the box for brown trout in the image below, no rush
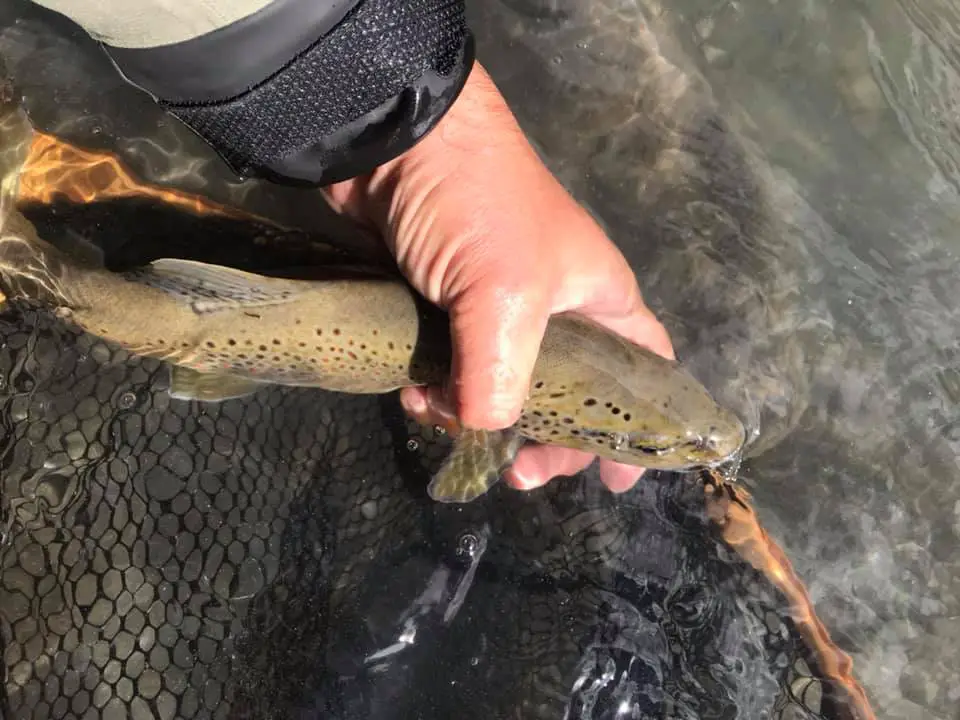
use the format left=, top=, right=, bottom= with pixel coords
left=0, top=80, right=744, bottom=504
left=0, top=223, right=745, bottom=502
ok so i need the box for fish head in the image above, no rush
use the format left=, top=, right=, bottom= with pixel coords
left=527, top=324, right=746, bottom=471
left=618, top=400, right=745, bottom=470
left=543, top=374, right=744, bottom=470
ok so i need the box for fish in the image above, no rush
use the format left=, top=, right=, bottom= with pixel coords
left=0, top=223, right=745, bottom=503
left=0, top=74, right=744, bottom=504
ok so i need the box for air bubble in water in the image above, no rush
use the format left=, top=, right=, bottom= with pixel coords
left=457, top=532, right=480, bottom=559
left=117, top=391, right=137, bottom=410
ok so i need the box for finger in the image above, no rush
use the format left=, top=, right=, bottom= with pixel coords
left=551, top=229, right=676, bottom=361
left=399, top=385, right=460, bottom=434
left=503, top=444, right=596, bottom=491
left=447, top=279, right=551, bottom=431
left=597, top=459, right=645, bottom=493
left=584, top=303, right=676, bottom=361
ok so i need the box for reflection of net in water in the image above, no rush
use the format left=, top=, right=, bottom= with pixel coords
left=19, top=131, right=282, bottom=226
left=704, top=477, right=875, bottom=720
left=0, top=134, right=879, bottom=718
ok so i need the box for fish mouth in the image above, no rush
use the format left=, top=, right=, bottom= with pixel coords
left=687, top=426, right=746, bottom=467
left=630, top=430, right=744, bottom=470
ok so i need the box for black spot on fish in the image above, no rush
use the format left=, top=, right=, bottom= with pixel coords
left=605, top=402, right=613, bottom=408
left=549, top=392, right=565, bottom=399
left=534, top=381, right=544, bottom=389
left=623, top=413, right=631, bottom=422
left=563, top=418, right=574, bottom=424
left=333, top=329, right=341, bottom=336
left=259, top=345, right=268, bottom=351
left=549, top=411, right=558, bottom=417
left=612, top=407, right=621, bottom=415
left=244, top=312, right=260, bottom=319
left=584, top=398, right=597, bottom=407
left=316, top=329, right=323, bottom=336
left=273, top=339, right=281, bottom=345
left=228, top=338, right=236, bottom=346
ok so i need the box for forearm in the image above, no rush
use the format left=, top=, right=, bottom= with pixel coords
left=32, top=0, right=474, bottom=185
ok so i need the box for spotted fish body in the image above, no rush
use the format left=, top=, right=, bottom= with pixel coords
left=0, top=225, right=745, bottom=502
left=0, top=80, right=743, bottom=503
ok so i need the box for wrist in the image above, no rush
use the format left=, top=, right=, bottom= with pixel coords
left=73, top=0, right=476, bottom=185
left=347, top=63, right=531, bottom=206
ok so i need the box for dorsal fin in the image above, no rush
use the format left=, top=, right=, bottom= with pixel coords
left=126, top=258, right=308, bottom=314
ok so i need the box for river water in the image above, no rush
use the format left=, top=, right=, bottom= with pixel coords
left=472, top=3, right=960, bottom=716
left=0, top=1, right=958, bottom=718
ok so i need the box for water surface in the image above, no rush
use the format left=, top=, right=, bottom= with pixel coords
left=0, top=1, right=958, bottom=718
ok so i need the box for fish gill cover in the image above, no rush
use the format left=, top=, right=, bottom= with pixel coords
left=0, top=1, right=896, bottom=719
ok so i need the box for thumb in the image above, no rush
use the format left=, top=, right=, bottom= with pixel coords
left=446, top=273, right=551, bottom=431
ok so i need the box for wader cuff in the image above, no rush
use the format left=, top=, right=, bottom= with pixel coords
left=102, top=0, right=474, bottom=186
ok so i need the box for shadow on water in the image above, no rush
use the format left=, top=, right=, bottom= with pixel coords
left=0, top=0, right=958, bottom=719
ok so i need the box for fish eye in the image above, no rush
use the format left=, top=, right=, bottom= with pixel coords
left=636, top=445, right=670, bottom=456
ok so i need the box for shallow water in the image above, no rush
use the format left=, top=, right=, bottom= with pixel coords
left=0, top=1, right=959, bottom=719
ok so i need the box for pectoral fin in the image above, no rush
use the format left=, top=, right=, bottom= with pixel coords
left=427, top=429, right=522, bottom=504
left=168, top=365, right=263, bottom=402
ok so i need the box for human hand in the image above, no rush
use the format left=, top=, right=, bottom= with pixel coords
left=324, top=62, right=674, bottom=495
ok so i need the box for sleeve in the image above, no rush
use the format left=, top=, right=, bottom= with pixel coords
left=30, top=0, right=475, bottom=186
